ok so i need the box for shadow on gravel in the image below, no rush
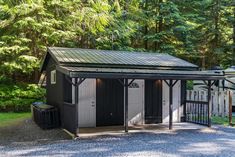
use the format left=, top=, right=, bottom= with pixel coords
left=1, top=126, right=235, bottom=157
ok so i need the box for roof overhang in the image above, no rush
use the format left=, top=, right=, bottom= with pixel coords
left=224, top=71, right=235, bottom=78
left=56, top=66, right=224, bottom=80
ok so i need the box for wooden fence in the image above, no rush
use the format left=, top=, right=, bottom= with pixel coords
left=186, top=90, right=233, bottom=117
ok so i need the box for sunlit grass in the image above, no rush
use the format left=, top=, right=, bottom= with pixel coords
left=0, top=112, right=31, bottom=127
left=212, top=116, right=235, bottom=126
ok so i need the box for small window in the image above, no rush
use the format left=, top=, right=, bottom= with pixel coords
left=51, top=70, right=56, bottom=84
left=129, top=82, right=139, bottom=88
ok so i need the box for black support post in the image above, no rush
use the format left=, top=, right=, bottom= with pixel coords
left=164, top=80, right=178, bottom=130
left=124, top=78, right=129, bottom=133
left=182, top=81, right=187, bottom=122
left=118, top=78, right=135, bottom=133
left=208, top=80, right=212, bottom=127
left=74, top=79, right=79, bottom=137
left=71, top=78, right=85, bottom=138
left=169, top=80, right=173, bottom=130
left=229, top=90, right=233, bottom=126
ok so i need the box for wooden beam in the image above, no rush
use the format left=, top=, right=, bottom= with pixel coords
left=74, top=78, right=86, bottom=138
left=203, top=80, right=216, bottom=87
left=128, top=79, right=135, bottom=86
left=225, top=78, right=235, bottom=86
left=169, top=80, right=173, bottom=130
left=118, top=78, right=132, bottom=133
left=74, top=79, right=79, bottom=137
left=164, top=80, right=170, bottom=86
left=164, top=79, right=178, bottom=130
left=172, top=80, right=178, bottom=87
left=208, top=80, right=212, bottom=127
left=229, top=90, right=233, bottom=126
left=118, top=79, right=124, bottom=86
left=124, top=78, right=129, bottom=132
left=182, top=80, right=187, bottom=122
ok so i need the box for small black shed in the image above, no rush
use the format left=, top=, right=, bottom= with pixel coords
left=40, top=47, right=224, bottom=137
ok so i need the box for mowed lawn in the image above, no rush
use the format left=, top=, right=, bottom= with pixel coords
left=0, top=112, right=31, bottom=127
left=212, top=116, right=235, bottom=126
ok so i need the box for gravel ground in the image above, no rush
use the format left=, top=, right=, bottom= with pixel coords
left=0, top=118, right=71, bottom=146
left=1, top=124, right=235, bottom=157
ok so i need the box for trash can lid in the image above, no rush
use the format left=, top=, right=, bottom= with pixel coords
left=37, top=104, right=54, bottom=110
left=32, top=102, right=44, bottom=106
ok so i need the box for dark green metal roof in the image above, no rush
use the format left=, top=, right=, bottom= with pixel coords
left=45, top=47, right=198, bottom=70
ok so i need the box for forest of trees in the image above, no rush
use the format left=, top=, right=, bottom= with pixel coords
left=0, top=0, right=235, bottom=83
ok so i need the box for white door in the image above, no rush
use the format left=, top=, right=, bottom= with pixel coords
left=162, top=80, right=181, bottom=123
left=128, top=80, right=145, bottom=125
left=77, top=79, right=96, bottom=127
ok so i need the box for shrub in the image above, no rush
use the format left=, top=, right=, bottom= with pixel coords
left=186, top=80, right=194, bottom=90
left=0, top=79, right=46, bottom=112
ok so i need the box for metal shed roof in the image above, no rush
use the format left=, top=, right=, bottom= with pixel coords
left=39, top=47, right=225, bottom=80
left=44, top=47, right=198, bottom=70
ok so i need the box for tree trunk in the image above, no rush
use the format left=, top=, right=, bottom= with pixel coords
left=233, top=6, right=235, bottom=65
left=156, top=0, right=163, bottom=52
left=154, top=17, right=158, bottom=51
left=144, top=0, right=148, bottom=50
left=214, top=0, right=220, bottom=47
left=144, top=26, right=148, bottom=50
left=210, top=0, right=220, bottom=68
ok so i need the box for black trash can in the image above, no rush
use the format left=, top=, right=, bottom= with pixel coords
left=32, top=103, right=59, bottom=129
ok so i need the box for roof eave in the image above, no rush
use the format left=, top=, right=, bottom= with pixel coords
left=56, top=66, right=223, bottom=80
left=68, top=72, right=224, bottom=80
left=58, top=63, right=198, bottom=71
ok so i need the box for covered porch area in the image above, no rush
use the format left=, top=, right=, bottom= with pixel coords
left=77, top=123, right=209, bottom=138
left=58, top=66, right=224, bottom=137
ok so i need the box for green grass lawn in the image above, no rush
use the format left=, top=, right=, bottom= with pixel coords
left=0, top=112, right=31, bottom=127
left=212, top=116, right=235, bottom=126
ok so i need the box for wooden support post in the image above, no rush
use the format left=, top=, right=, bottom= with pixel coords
left=124, top=78, right=129, bottom=132
left=182, top=81, right=187, bottom=122
left=74, top=79, right=79, bottom=137
left=229, top=90, right=233, bottom=126
left=208, top=80, right=212, bottom=127
left=169, top=80, right=173, bottom=130
left=74, top=78, right=86, bottom=138
left=164, top=80, right=178, bottom=130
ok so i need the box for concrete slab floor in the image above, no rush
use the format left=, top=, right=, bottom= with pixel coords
left=78, top=123, right=209, bottom=138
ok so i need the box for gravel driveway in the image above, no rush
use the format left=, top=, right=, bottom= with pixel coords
left=1, top=125, right=235, bottom=157
left=0, top=118, right=70, bottom=146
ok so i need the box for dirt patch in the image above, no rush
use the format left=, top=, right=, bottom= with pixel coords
left=0, top=118, right=71, bottom=147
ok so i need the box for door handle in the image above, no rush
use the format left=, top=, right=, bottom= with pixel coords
left=91, top=104, right=95, bottom=107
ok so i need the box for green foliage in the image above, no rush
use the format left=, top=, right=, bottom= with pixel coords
left=0, top=78, right=45, bottom=112
left=0, top=0, right=235, bottom=82
left=186, top=80, right=194, bottom=90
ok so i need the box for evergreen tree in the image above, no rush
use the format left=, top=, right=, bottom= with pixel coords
left=0, top=0, right=234, bottom=82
